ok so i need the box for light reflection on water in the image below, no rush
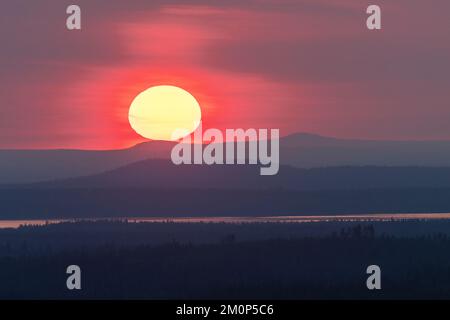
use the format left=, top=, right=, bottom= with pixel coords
left=1, top=213, right=450, bottom=229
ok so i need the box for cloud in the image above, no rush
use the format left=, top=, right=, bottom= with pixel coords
left=0, top=0, right=450, bottom=148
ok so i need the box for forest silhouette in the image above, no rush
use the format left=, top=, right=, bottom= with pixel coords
left=1, top=220, right=450, bottom=299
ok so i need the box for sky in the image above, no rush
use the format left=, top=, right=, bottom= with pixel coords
left=0, top=0, right=449, bottom=149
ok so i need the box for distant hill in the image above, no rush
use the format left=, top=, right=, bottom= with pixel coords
left=3, top=133, right=450, bottom=184
left=4, top=134, right=450, bottom=218
left=282, top=133, right=450, bottom=168
left=0, top=141, right=174, bottom=184
left=2, top=185, right=450, bottom=219
left=14, top=159, right=450, bottom=191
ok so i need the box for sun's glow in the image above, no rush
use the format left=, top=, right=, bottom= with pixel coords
left=128, top=85, right=202, bottom=141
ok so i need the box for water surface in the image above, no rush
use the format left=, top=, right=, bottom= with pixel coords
left=2, top=212, right=450, bottom=229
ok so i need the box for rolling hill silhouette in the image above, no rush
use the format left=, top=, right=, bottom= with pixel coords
left=3, top=133, right=450, bottom=184
left=3, top=134, right=450, bottom=219
left=3, top=160, right=450, bottom=218
left=11, top=159, right=450, bottom=191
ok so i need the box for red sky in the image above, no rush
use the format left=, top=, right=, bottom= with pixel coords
left=1, top=0, right=450, bottom=149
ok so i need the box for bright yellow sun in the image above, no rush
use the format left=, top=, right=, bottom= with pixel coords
left=128, top=85, right=202, bottom=141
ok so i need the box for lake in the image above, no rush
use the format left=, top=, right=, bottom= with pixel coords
left=2, top=212, right=450, bottom=228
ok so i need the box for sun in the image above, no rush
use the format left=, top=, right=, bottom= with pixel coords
left=128, top=85, right=202, bottom=141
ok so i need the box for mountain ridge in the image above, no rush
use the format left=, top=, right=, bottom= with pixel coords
left=7, top=159, right=450, bottom=192
left=3, top=132, right=450, bottom=184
